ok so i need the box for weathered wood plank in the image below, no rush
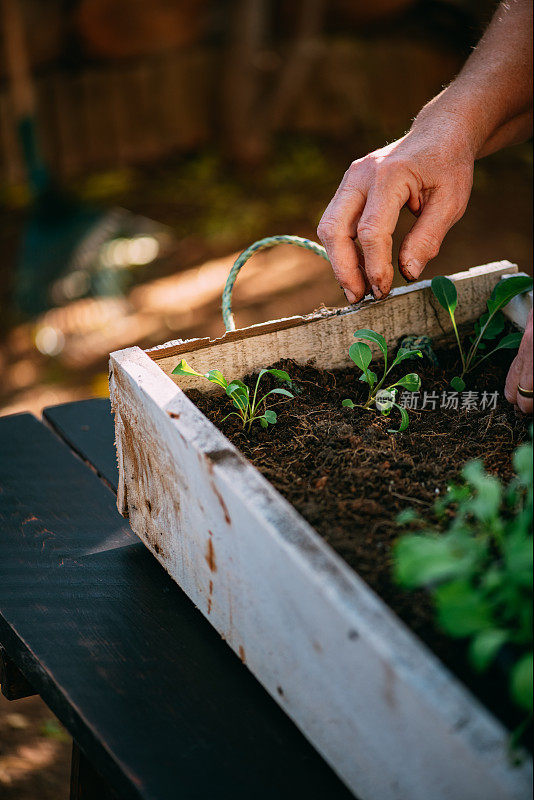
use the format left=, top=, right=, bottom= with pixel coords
left=43, top=398, right=119, bottom=492
left=110, top=264, right=532, bottom=800
left=148, top=261, right=519, bottom=392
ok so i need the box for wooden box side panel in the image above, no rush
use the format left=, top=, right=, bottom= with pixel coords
left=148, top=262, right=518, bottom=392
left=109, top=346, right=532, bottom=800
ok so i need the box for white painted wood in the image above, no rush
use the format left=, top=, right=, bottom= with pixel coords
left=110, top=265, right=533, bottom=800
left=147, top=261, right=519, bottom=393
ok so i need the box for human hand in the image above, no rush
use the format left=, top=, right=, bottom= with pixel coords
left=317, top=120, right=475, bottom=303
left=505, top=309, right=533, bottom=414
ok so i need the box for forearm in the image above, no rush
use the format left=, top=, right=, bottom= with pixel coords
left=478, top=107, right=533, bottom=157
left=411, top=0, right=533, bottom=157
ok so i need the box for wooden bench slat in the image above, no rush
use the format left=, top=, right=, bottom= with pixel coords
left=44, top=398, right=119, bottom=492
left=0, top=411, right=352, bottom=800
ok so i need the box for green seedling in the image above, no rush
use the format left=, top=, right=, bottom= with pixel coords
left=172, top=360, right=294, bottom=430
left=393, top=432, right=533, bottom=720
left=431, top=274, right=533, bottom=391
left=341, top=329, right=422, bottom=433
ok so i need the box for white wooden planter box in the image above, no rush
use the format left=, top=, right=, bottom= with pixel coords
left=110, top=261, right=533, bottom=800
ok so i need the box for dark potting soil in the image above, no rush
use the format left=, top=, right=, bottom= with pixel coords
left=189, top=343, right=531, bottom=734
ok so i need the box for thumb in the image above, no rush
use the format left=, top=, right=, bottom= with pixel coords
left=399, top=193, right=464, bottom=281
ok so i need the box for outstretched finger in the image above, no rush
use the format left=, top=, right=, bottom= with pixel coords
left=318, top=181, right=368, bottom=303
left=356, top=184, right=408, bottom=298
left=399, top=192, right=465, bottom=281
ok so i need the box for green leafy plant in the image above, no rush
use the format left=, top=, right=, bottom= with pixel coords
left=431, top=275, right=533, bottom=391
left=341, top=329, right=422, bottom=433
left=393, top=434, right=533, bottom=721
left=172, top=360, right=294, bottom=430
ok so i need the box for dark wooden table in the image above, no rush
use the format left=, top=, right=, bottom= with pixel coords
left=0, top=400, right=354, bottom=800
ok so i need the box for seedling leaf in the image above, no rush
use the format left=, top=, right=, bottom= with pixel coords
left=487, top=275, right=533, bottom=316
left=514, top=442, right=534, bottom=484
left=391, top=373, right=421, bottom=392
left=388, top=403, right=410, bottom=434
left=393, top=536, right=467, bottom=587
left=353, top=329, right=387, bottom=359
left=171, top=359, right=204, bottom=378
left=473, top=311, right=505, bottom=341
left=510, top=653, right=533, bottom=712
left=451, top=376, right=465, bottom=392
left=227, top=383, right=249, bottom=412
left=434, top=580, right=493, bottom=637
left=259, top=368, right=292, bottom=382
left=359, top=370, right=378, bottom=387
left=349, top=341, right=372, bottom=371
left=390, top=348, right=423, bottom=369
left=492, top=332, right=523, bottom=352
left=342, top=399, right=356, bottom=408
left=462, top=460, right=502, bottom=521
left=205, top=369, right=228, bottom=388
left=226, top=379, right=248, bottom=394
left=431, top=276, right=457, bottom=313
left=469, top=629, right=509, bottom=672
left=264, top=387, right=294, bottom=399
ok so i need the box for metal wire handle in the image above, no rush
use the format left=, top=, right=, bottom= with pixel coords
left=221, top=235, right=331, bottom=331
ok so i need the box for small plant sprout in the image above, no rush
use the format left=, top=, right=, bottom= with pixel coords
left=171, top=360, right=294, bottom=430
left=342, top=329, right=422, bottom=433
left=431, top=274, right=533, bottom=391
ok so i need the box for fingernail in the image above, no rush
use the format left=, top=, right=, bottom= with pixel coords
left=344, top=288, right=357, bottom=304
left=400, top=266, right=416, bottom=282
left=401, top=260, right=422, bottom=282
left=371, top=284, right=384, bottom=300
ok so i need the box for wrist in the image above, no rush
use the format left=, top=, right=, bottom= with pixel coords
left=409, top=88, right=483, bottom=161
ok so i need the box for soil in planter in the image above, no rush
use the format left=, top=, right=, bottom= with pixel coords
left=189, top=344, right=531, bottom=735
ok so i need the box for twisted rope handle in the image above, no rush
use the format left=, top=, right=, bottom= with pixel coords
left=222, top=235, right=330, bottom=331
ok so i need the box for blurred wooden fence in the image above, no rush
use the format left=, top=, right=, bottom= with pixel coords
left=0, top=48, right=214, bottom=183
left=0, top=39, right=461, bottom=185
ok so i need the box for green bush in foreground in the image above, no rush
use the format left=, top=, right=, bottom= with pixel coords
left=394, top=432, right=533, bottom=719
